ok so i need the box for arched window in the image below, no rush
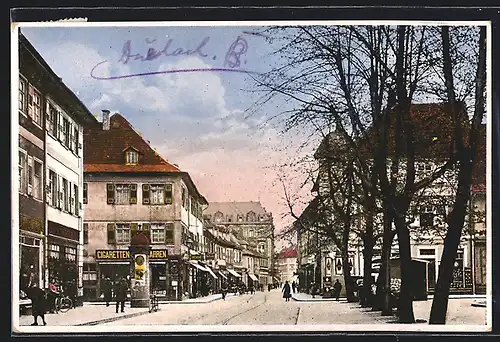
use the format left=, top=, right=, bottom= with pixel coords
left=248, top=228, right=254, bottom=238
left=214, top=211, right=224, bottom=223
left=237, top=215, right=244, bottom=222
left=246, top=211, right=256, bottom=222
left=227, top=214, right=233, bottom=223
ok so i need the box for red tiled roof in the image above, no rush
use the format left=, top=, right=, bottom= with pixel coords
left=83, top=113, right=180, bottom=172
left=278, top=248, right=298, bottom=259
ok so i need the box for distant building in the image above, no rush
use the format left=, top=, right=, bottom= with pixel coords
left=277, top=247, right=298, bottom=283
left=82, top=111, right=208, bottom=301
left=204, top=202, right=276, bottom=286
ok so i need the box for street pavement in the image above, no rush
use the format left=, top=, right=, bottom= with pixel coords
left=15, top=289, right=487, bottom=328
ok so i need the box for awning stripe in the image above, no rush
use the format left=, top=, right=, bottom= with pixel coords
left=227, top=269, right=241, bottom=278
left=205, top=266, right=218, bottom=279
left=218, top=272, right=227, bottom=280
left=248, top=274, right=258, bottom=281
left=189, top=261, right=208, bottom=272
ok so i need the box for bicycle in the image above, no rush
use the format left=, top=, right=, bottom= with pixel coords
left=54, top=290, right=73, bottom=313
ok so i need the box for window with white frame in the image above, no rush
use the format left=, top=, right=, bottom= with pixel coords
left=151, top=224, right=165, bottom=243
left=49, top=244, right=60, bottom=259
left=49, top=170, right=57, bottom=207
left=19, top=78, right=27, bottom=113
left=62, top=178, right=69, bottom=211
left=46, top=101, right=57, bottom=135
left=27, top=157, right=33, bottom=193
left=150, top=184, right=165, bottom=204
left=19, top=151, right=27, bottom=193
left=125, top=150, right=138, bottom=165
left=63, top=118, right=70, bottom=147
left=28, top=85, right=42, bottom=126
left=115, top=223, right=131, bottom=244
left=65, top=246, right=77, bottom=262
left=115, top=184, right=131, bottom=204
left=33, top=159, right=42, bottom=199
left=73, top=126, right=79, bottom=156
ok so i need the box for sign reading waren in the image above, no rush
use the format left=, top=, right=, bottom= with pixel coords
left=96, top=249, right=168, bottom=260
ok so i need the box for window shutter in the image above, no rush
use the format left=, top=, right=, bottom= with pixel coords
left=107, top=183, right=115, bottom=204
left=164, top=184, right=173, bottom=204
left=130, top=222, right=138, bottom=238
left=165, top=223, right=174, bottom=245
left=83, top=183, right=88, bottom=204
left=57, top=112, right=63, bottom=140
left=68, top=182, right=73, bottom=214
left=142, top=223, right=151, bottom=239
left=46, top=171, right=51, bottom=204
left=130, top=184, right=137, bottom=204
left=69, top=123, right=74, bottom=151
left=74, top=185, right=79, bottom=216
left=107, top=223, right=116, bottom=244
left=57, top=175, right=62, bottom=209
left=142, top=184, right=150, bottom=204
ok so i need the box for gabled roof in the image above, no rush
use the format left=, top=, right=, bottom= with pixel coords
left=278, top=247, right=298, bottom=259
left=205, top=201, right=271, bottom=216
left=84, top=113, right=207, bottom=204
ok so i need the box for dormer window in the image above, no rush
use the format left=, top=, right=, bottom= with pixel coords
left=124, top=147, right=139, bottom=165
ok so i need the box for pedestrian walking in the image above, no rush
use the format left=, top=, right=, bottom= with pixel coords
left=291, top=281, right=297, bottom=293
left=114, top=277, right=128, bottom=313
left=102, top=277, right=112, bottom=307
left=282, top=281, right=292, bottom=302
left=25, top=284, right=47, bottom=326
left=268, top=283, right=272, bottom=292
left=249, top=283, right=254, bottom=295
left=221, top=284, right=227, bottom=300
left=333, top=279, right=342, bottom=301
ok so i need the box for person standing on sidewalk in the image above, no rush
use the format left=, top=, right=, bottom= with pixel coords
left=282, top=281, right=292, bottom=302
left=102, top=277, right=112, bottom=307
left=114, top=277, right=128, bottom=313
left=291, top=281, right=297, bottom=293
left=333, top=279, right=342, bottom=301
left=25, top=284, right=47, bottom=326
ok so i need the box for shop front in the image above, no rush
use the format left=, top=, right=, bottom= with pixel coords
left=47, top=221, right=80, bottom=303
left=19, top=214, right=45, bottom=298
left=94, top=248, right=169, bottom=300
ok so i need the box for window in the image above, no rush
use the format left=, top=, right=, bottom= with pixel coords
left=28, top=85, right=42, bottom=126
left=33, top=160, right=42, bottom=199
left=107, top=183, right=137, bottom=205
left=419, top=249, right=436, bottom=256
left=125, top=150, right=138, bottom=165
left=214, top=211, right=223, bottom=223
left=49, top=244, right=60, bottom=259
left=247, top=211, right=256, bottom=222
left=27, top=157, right=33, bottom=191
left=116, top=184, right=131, bottom=204
left=18, top=151, right=27, bottom=193
left=19, top=78, right=27, bottom=113
left=115, top=223, right=131, bottom=244
left=83, top=183, right=88, bottom=204
left=151, top=224, right=165, bottom=244
left=62, top=178, right=69, bottom=211
left=83, top=223, right=88, bottom=244
left=181, top=187, right=187, bottom=207
left=49, top=171, right=57, bottom=207
left=46, top=102, right=58, bottom=134
left=151, top=185, right=164, bottom=205
left=65, top=246, right=77, bottom=262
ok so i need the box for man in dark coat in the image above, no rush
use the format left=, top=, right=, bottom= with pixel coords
left=282, top=281, right=292, bottom=302
left=114, top=277, right=128, bottom=313
left=333, top=279, right=343, bottom=301
left=25, top=285, right=47, bottom=326
left=102, top=277, right=112, bottom=307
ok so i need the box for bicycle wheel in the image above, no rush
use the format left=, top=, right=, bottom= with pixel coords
left=54, top=297, right=61, bottom=313
left=58, top=297, right=72, bottom=313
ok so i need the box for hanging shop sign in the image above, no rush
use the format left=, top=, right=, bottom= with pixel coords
left=95, top=249, right=168, bottom=261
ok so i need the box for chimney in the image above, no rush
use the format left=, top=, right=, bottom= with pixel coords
left=102, top=110, right=110, bottom=130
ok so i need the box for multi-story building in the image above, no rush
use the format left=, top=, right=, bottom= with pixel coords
left=82, top=111, right=208, bottom=301
left=276, top=247, right=298, bottom=283
left=296, top=103, right=487, bottom=296
left=17, top=32, right=97, bottom=305
left=204, top=201, right=276, bottom=286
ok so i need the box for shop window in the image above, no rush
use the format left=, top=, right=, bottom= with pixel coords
left=65, top=246, right=77, bottom=262
left=49, top=244, right=61, bottom=259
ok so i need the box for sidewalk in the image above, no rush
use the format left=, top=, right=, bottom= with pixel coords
left=16, top=293, right=236, bottom=327
left=292, top=292, right=347, bottom=302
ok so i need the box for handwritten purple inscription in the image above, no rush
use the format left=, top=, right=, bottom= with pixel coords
left=91, top=34, right=260, bottom=80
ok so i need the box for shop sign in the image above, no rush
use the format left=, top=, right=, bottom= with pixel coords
left=189, top=254, right=204, bottom=261
left=48, top=221, right=79, bottom=241
left=205, top=253, right=215, bottom=260
left=95, top=249, right=168, bottom=261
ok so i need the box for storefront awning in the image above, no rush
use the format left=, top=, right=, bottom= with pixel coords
left=248, top=274, right=258, bottom=281
left=205, top=266, right=218, bottom=279
left=273, top=276, right=280, bottom=282
left=218, top=271, right=227, bottom=280
left=189, top=261, right=208, bottom=272
left=227, top=269, right=241, bottom=278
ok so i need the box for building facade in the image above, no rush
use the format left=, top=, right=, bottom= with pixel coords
left=82, top=111, right=208, bottom=301
left=18, top=32, right=97, bottom=304
left=204, top=202, right=276, bottom=287
left=276, top=247, right=298, bottom=284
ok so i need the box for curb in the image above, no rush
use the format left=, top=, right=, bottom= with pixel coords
left=76, top=310, right=151, bottom=326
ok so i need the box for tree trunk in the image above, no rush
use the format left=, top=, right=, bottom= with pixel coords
left=341, top=249, right=356, bottom=302
left=381, top=208, right=394, bottom=316
left=361, top=209, right=374, bottom=307
left=394, top=211, right=416, bottom=323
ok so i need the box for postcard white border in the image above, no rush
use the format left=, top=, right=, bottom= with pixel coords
left=11, top=19, right=493, bottom=334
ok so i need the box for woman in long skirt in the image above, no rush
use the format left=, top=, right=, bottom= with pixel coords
left=282, top=281, right=292, bottom=302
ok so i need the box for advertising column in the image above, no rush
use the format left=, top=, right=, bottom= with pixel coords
left=129, top=232, right=151, bottom=308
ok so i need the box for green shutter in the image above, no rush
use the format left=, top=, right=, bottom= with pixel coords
left=165, top=223, right=175, bottom=245
left=130, top=184, right=137, bottom=204
left=164, top=184, right=173, bottom=204
left=107, top=183, right=115, bottom=204
left=142, top=184, right=150, bottom=204
left=131, top=223, right=138, bottom=238
left=107, top=223, right=115, bottom=244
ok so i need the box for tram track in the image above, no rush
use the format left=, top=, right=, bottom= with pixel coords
left=217, top=293, right=268, bottom=325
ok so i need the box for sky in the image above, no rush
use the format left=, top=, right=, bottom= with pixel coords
left=21, top=24, right=318, bottom=250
